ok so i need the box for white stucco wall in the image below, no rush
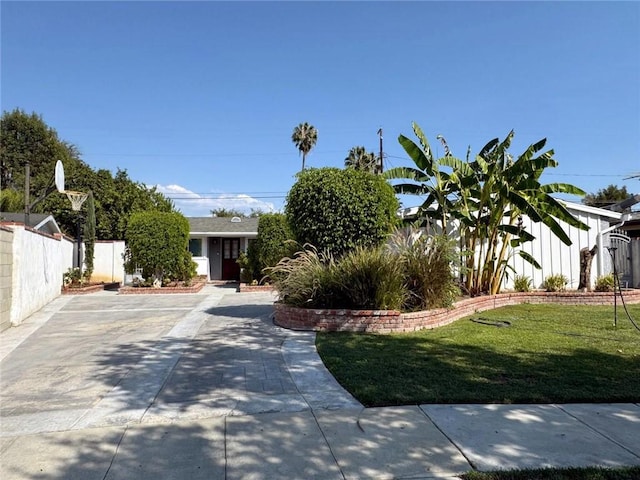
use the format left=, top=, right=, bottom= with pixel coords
left=9, top=225, right=68, bottom=326
left=0, top=227, right=13, bottom=332
left=89, top=241, right=125, bottom=283
left=193, top=257, right=210, bottom=279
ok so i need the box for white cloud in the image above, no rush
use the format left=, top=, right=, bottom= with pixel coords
left=155, top=184, right=277, bottom=217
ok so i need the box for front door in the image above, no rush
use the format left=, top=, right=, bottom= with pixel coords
left=221, top=238, right=240, bottom=280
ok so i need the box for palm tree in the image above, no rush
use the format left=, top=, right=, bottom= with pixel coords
left=344, top=146, right=379, bottom=173
left=291, top=122, right=318, bottom=171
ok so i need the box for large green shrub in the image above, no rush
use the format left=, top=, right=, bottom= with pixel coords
left=126, top=211, right=196, bottom=283
left=247, top=213, right=296, bottom=282
left=285, top=168, right=398, bottom=257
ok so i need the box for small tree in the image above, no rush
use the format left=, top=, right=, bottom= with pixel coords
left=126, top=211, right=194, bottom=283
left=583, top=184, right=629, bottom=208
left=83, top=191, right=96, bottom=281
left=286, top=167, right=398, bottom=256
left=345, top=146, right=378, bottom=173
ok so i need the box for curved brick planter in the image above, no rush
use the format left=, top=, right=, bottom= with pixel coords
left=118, top=281, right=205, bottom=295
left=273, top=290, right=640, bottom=333
left=62, top=282, right=120, bottom=295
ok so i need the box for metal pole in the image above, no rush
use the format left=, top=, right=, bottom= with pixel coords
left=377, top=128, right=383, bottom=173
left=77, top=214, right=82, bottom=271
left=611, top=247, right=618, bottom=327
left=24, top=162, right=30, bottom=226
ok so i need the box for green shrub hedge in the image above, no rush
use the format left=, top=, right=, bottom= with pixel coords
left=285, top=168, right=398, bottom=257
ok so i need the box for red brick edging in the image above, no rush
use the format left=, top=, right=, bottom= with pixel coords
left=118, top=281, right=205, bottom=295
left=238, top=283, right=274, bottom=293
left=62, top=282, right=120, bottom=295
left=273, top=290, right=640, bottom=333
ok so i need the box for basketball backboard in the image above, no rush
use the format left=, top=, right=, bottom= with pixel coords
left=55, top=160, right=65, bottom=193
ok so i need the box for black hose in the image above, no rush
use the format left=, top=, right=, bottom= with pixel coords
left=470, top=317, right=511, bottom=327
left=607, top=246, right=640, bottom=333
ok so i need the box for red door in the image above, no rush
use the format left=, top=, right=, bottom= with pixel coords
left=221, top=238, right=240, bottom=280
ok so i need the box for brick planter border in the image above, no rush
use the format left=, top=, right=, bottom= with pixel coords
left=238, top=283, right=275, bottom=293
left=62, top=282, right=121, bottom=295
left=118, top=281, right=206, bottom=295
left=273, top=290, right=640, bottom=333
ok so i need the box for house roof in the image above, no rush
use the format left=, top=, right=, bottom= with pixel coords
left=0, top=212, right=62, bottom=235
left=398, top=200, right=624, bottom=222
left=559, top=200, right=623, bottom=220
left=188, top=216, right=258, bottom=235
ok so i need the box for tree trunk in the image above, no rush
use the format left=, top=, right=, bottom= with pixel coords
left=578, top=245, right=598, bottom=292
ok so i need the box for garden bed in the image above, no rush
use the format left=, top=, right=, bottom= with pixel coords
left=274, top=289, right=640, bottom=333
left=118, top=281, right=205, bottom=294
left=62, top=282, right=120, bottom=295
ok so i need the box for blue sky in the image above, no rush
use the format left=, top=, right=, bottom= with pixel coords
left=2, top=1, right=639, bottom=216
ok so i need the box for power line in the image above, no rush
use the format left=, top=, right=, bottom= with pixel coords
left=167, top=195, right=287, bottom=200
left=84, top=149, right=348, bottom=157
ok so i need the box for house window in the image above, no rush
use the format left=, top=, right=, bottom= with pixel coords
left=189, top=238, right=202, bottom=257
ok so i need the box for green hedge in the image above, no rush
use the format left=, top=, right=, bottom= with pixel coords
left=285, top=168, right=398, bottom=257
left=125, top=211, right=196, bottom=282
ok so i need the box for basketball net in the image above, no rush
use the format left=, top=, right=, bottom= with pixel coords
left=65, top=191, right=89, bottom=211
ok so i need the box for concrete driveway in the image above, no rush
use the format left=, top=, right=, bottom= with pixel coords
left=1, top=285, right=639, bottom=479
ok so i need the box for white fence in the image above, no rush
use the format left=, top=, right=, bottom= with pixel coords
left=0, top=223, right=125, bottom=330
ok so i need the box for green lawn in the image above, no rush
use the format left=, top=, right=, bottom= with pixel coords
left=461, top=466, right=640, bottom=480
left=316, top=304, right=640, bottom=406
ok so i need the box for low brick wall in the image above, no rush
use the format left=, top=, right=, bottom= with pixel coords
left=118, top=281, right=205, bottom=295
left=238, top=283, right=274, bottom=293
left=273, top=290, right=640, bottom=333
left=62, top=282, right=120, bottom=295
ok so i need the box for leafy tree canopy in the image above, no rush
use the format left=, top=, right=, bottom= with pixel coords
left=286, top=167, right=399, bottom=256
left=211, top=207, right=264, bottom=217
left=345, top=146, right=379, bottom=174
left=291, top=122, right=318, bottom=171
left=583, top=184, right=629, bottom=208
left=1, top=109, right=174, bottom=239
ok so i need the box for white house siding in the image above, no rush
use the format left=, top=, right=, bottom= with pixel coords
left=506, top=206, right=617, bottom=290
left=0, top=227, right=13, bottom=332
left=8, top=225, right=71, bottom=326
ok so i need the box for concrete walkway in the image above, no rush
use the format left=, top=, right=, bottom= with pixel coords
left=1, top=285, right=639, bottom=479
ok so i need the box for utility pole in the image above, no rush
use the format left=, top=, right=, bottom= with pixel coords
left=377, top=128, right=384, bottom=173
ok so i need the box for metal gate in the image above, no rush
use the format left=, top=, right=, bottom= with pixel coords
left=609, top=230, right=632, bottom=288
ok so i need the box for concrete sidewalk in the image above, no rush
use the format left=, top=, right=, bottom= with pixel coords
left=1, top=287, right=639, bottom=479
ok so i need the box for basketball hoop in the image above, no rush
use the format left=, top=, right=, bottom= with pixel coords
left=65, top=190, right=88, bottom=211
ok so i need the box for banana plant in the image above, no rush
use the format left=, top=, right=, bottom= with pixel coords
left=385, top=122, right=588, bottom=295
